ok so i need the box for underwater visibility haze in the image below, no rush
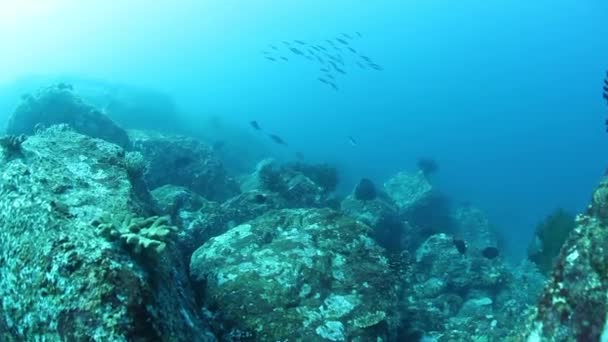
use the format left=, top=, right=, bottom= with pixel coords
left=1, top=0, right=608, bottom=340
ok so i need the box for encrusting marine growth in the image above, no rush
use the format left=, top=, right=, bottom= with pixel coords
left=92, top=213, right=178, bottom=254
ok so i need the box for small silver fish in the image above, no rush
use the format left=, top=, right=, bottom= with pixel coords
left=336, top=38, right=349, bottom=45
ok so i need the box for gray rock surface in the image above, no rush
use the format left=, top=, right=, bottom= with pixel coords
left=129, top=129, right=240, bottom=201
left=190, top=208, right=402, bottom=341
left=5, top=84, right=131, bottom=149
left=0, top=125, right=214, bottom=341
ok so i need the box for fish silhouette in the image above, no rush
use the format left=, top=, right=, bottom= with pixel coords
left=290, top=47, right=304, bottom=55
left=336, top=38, right=349, bottom=45
left=250, top=121, right=262, bottom=130
left=268, top=134, right=288, bottom=146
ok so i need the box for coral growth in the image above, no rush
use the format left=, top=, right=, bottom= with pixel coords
left=92, top=213, right=178, bottom=254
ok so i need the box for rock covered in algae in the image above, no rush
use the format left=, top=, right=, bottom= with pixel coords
left=241, top=158, right=338, bottom=209
left=0, top=124, right=214, bottom=341
left=383, top=170, right=433, bottom=214
left=189, top=208, right=402, bottom=341
left=522, top=178, right=608, bottom=341
left=129, top=129, right=240, bottom=201
left=5, top=83, right=131, bottom=149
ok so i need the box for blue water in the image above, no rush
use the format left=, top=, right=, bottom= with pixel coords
left=1, top=0, right=608, bottom=259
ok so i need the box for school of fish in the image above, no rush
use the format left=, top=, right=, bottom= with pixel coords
left=262, top=32, right=384, bottom=91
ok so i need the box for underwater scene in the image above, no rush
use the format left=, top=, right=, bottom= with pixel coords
left=1, top=0, right=608, bottom=341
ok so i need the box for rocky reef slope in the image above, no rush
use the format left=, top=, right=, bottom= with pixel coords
left=1, top=83, right=595, bottom=341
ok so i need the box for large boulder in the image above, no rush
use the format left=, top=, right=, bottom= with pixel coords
left=240, top=159, right=338, bottom=209
left=189, top=208, right=403, bottom=341
left=384, top=171, right=433, bottom=212
left=129, top=130, right=240, bottom=201
left=5, top=84, right=131, bottom=149
left=0, top=125, right=214, bottom=341
left=341, top=192, right=406, bottom=252
left=403, top=233, right=526, bottom=340
left=384, top=171, right=454, bottom=238
left=524, top=178, right=608, bottom=341
left=450, top=204, right=500, bottom=252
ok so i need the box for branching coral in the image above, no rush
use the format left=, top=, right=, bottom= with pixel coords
left=92, top=213, right=178, bottom=254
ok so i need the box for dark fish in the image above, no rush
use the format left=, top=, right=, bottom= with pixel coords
left=268, top=134, right=288, bottom=146
left=262, top=51, right=271, bottom=55
left=369, top=63, right=384, bottom=71
left=342, top=33, right=353, bottom=39
left=453, top=238, right=467, bottom=255
left=283, top=41, right=291, bottom=45
left=294, top=40, right=306, bottom=45
left=603, top=85, right=608, bottom=92
left=290, top=47, right=304, bottom=55
left=281, top=56, right=289, bottom=61
left=250, top=121, right=261, bottom=130
left=265, top=56, right=277, bottom=62
left=326, top=39, right=335, bottom=46
left=316, top=56, right=324, bottom=63
left=318, top=77, right=328, bottom=84
left=317, top=45, right=327, bottom=51
left=360, top=55, right=372, bottom=62
left=356, top=31, right=362, bottom=38
left=336, top=38, right=349, bottom=45
left=326, top=74, right=335, bottom=80
left=348, top=47, right=357, bottom=53
left=334, top=66, right=346, bottom=75
left=270, top=44, right=278, bottom=50
left=305, top=55, right=314, bottom=61
left=481, top=247, right=499, bottom=259
left=308, top=49, right=316, bottom=55
left=357, top=62, right=366, bottom=69
left=320, top=68, right=330, bottom=72
left=604, top=93, right=608, bottom=101
left=312, top=46, right=320, bottom=52
left=328, top=82, right=338, bottom=91
left=348, top=136, right=357, bottom=146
